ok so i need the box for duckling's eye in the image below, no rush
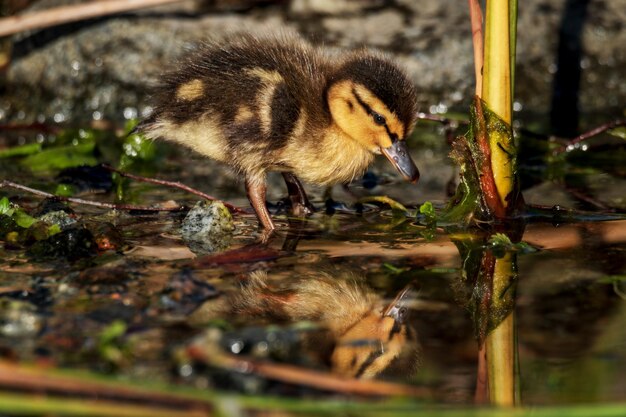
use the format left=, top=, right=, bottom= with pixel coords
left=372, top=113, right=386, bottom=126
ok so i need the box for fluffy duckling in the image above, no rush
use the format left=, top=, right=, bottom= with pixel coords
left=140, top=33, right=419, bottom=230
left=227, top=271, right=419, bottom=379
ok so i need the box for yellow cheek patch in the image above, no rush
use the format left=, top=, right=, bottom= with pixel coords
left=176, top=79, right=205, bottom=101
left=386, top=118, right=405, bottom=140
left=352, top=84, right=406, bottom=139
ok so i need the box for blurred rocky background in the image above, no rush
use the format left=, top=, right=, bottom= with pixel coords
left=1, top=0, right=624, bottom=132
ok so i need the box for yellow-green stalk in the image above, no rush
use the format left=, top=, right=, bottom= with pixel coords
left=482, top=0, right=515, bottom=209
left=486, top=252, right=517, bottom=407
left=482, top=0, right=519, bottom=407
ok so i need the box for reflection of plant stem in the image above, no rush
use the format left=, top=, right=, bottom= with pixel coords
left=475, top=343, right=489, bottom=404
left=486, top=252, right=519, bottom=406
left=486, top=310, right=516, bottom=406
left=480, top=0, right=520, bottom=404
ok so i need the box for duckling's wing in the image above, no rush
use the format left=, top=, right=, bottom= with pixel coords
left=141, top=34, right=330, bottom=174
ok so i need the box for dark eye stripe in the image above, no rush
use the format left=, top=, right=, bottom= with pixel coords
left=351, top=88, right=404, bottom=144
left=352, top=88, right=387, bottom=126
left=388, top=320, right=403, bottom=341
left=384, top=125, right=399, bottom=143
left=354, top=344, right=384, bottom=378
left=351, top=88, right=373, bottom=114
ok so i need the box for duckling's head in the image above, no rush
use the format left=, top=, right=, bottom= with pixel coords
left=331, top=284, right=419, bottom=379
left=327, top=53, right=420, bottom=182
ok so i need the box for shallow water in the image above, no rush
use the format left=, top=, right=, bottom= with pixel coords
left=0, top=124, right=625, bottom=409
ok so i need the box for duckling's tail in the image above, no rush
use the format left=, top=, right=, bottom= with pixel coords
left=132, top=114, right=157, bottom=136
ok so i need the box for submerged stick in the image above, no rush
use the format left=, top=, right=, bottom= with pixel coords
left=187, top=345, right=431, bottom=399
left=101, top=165, right=246, bottom=214
left=0, top=361, right=212, bottom=414
left=0, top=180, right=186, bottom=212
left=0, top=392, right=208, bottom=417
left=0, top=0, right=185, bottom=37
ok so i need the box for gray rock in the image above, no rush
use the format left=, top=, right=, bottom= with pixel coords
left=0, top=298, right=43, bottom=338
left=181, top=200, right=234, bottom=254
left=2, top=0, right=624, bottom=125
left=38, top=210, right=77, bottom=230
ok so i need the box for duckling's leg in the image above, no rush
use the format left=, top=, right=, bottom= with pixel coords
left=245, top=176, right=275, bottom=231
left=281, top=172, right=315, bottom=217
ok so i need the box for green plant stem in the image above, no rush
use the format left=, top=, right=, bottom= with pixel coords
left=485, top=253, right=519, bottom=407
left=482, top=0, right=518, bottom=211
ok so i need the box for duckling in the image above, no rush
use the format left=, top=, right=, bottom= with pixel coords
left=224, top=270, right=419, bottom=379
left=140, top=33, right=419, bottom=231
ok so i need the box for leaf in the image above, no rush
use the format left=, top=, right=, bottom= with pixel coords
left=0, top=197, right=14, bottom=216
left=419, top=201, right=435, bottom=217
left=54, top=183, right=76, bottom=197
left=607, top=126, right=626, bottom=140
left=0, top=143, right=42, bottom=158
left=488, top=232, right=512, bottom=246
left=488, top=232, right=538, bottom=255
left=13, top=210, right=37, bottom=229
left=357, top=196, right=408, bottom=213
left=383, top=262, right=408, bottom=274
left=21, top=142, right=97, bottom=172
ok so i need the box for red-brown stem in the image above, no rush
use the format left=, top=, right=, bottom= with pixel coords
left=473, top=97, right=506, bottom=218
left=0, top=361, right=212, bottom=413
left=475, top=342, right=489, bottom=404
left=416, top=112, right=469, bottom=126
left=0, top=0, right=186, bottom=37
left=554, top=119, right=626, bottom=154
left=468, top=0, right=484, bottom=97
left=1, top=180, right=186, bottom=212
left=186, top=345, right=431, bottom=398
left=101, top=164, right=246, bottom=214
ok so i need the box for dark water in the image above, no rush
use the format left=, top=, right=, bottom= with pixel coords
left=0, top=124, right=625, bottom=408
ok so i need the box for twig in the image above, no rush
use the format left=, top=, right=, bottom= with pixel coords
left=0, top=392, right=209, bottom=417
left=0, top=0, right=186, bottom=37
left=0, top=180, right=186, bottom=212
left=562, top=183, right=612, bottom=211
left=416, top=112, right=468, bottom=126
left=186, top=345, right=431, bottom=398
left=101, top=164, right=246, bottom=214
left=0, top=123, right=61, bottom=134
left=0, top=361, right=212, bottom=414
left=554, top=119, right=626, bottom=154
left=468, top=0, right=484, bottom=97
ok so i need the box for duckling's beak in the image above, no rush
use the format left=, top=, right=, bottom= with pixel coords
left=382, top=283, right=416, bottom=324
left=381, top=140, right=420, bottom=183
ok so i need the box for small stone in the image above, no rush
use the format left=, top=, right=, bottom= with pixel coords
left=0, top=299, right=43, bottom=338
left=181, top=201, right=234, bottom=254
left=39, top=210, right=77, bottom=230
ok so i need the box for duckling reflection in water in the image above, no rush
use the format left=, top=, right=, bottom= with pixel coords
left=213, top=270, right=420, bottom=379
left=140, top=33, right=419, bottom=231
